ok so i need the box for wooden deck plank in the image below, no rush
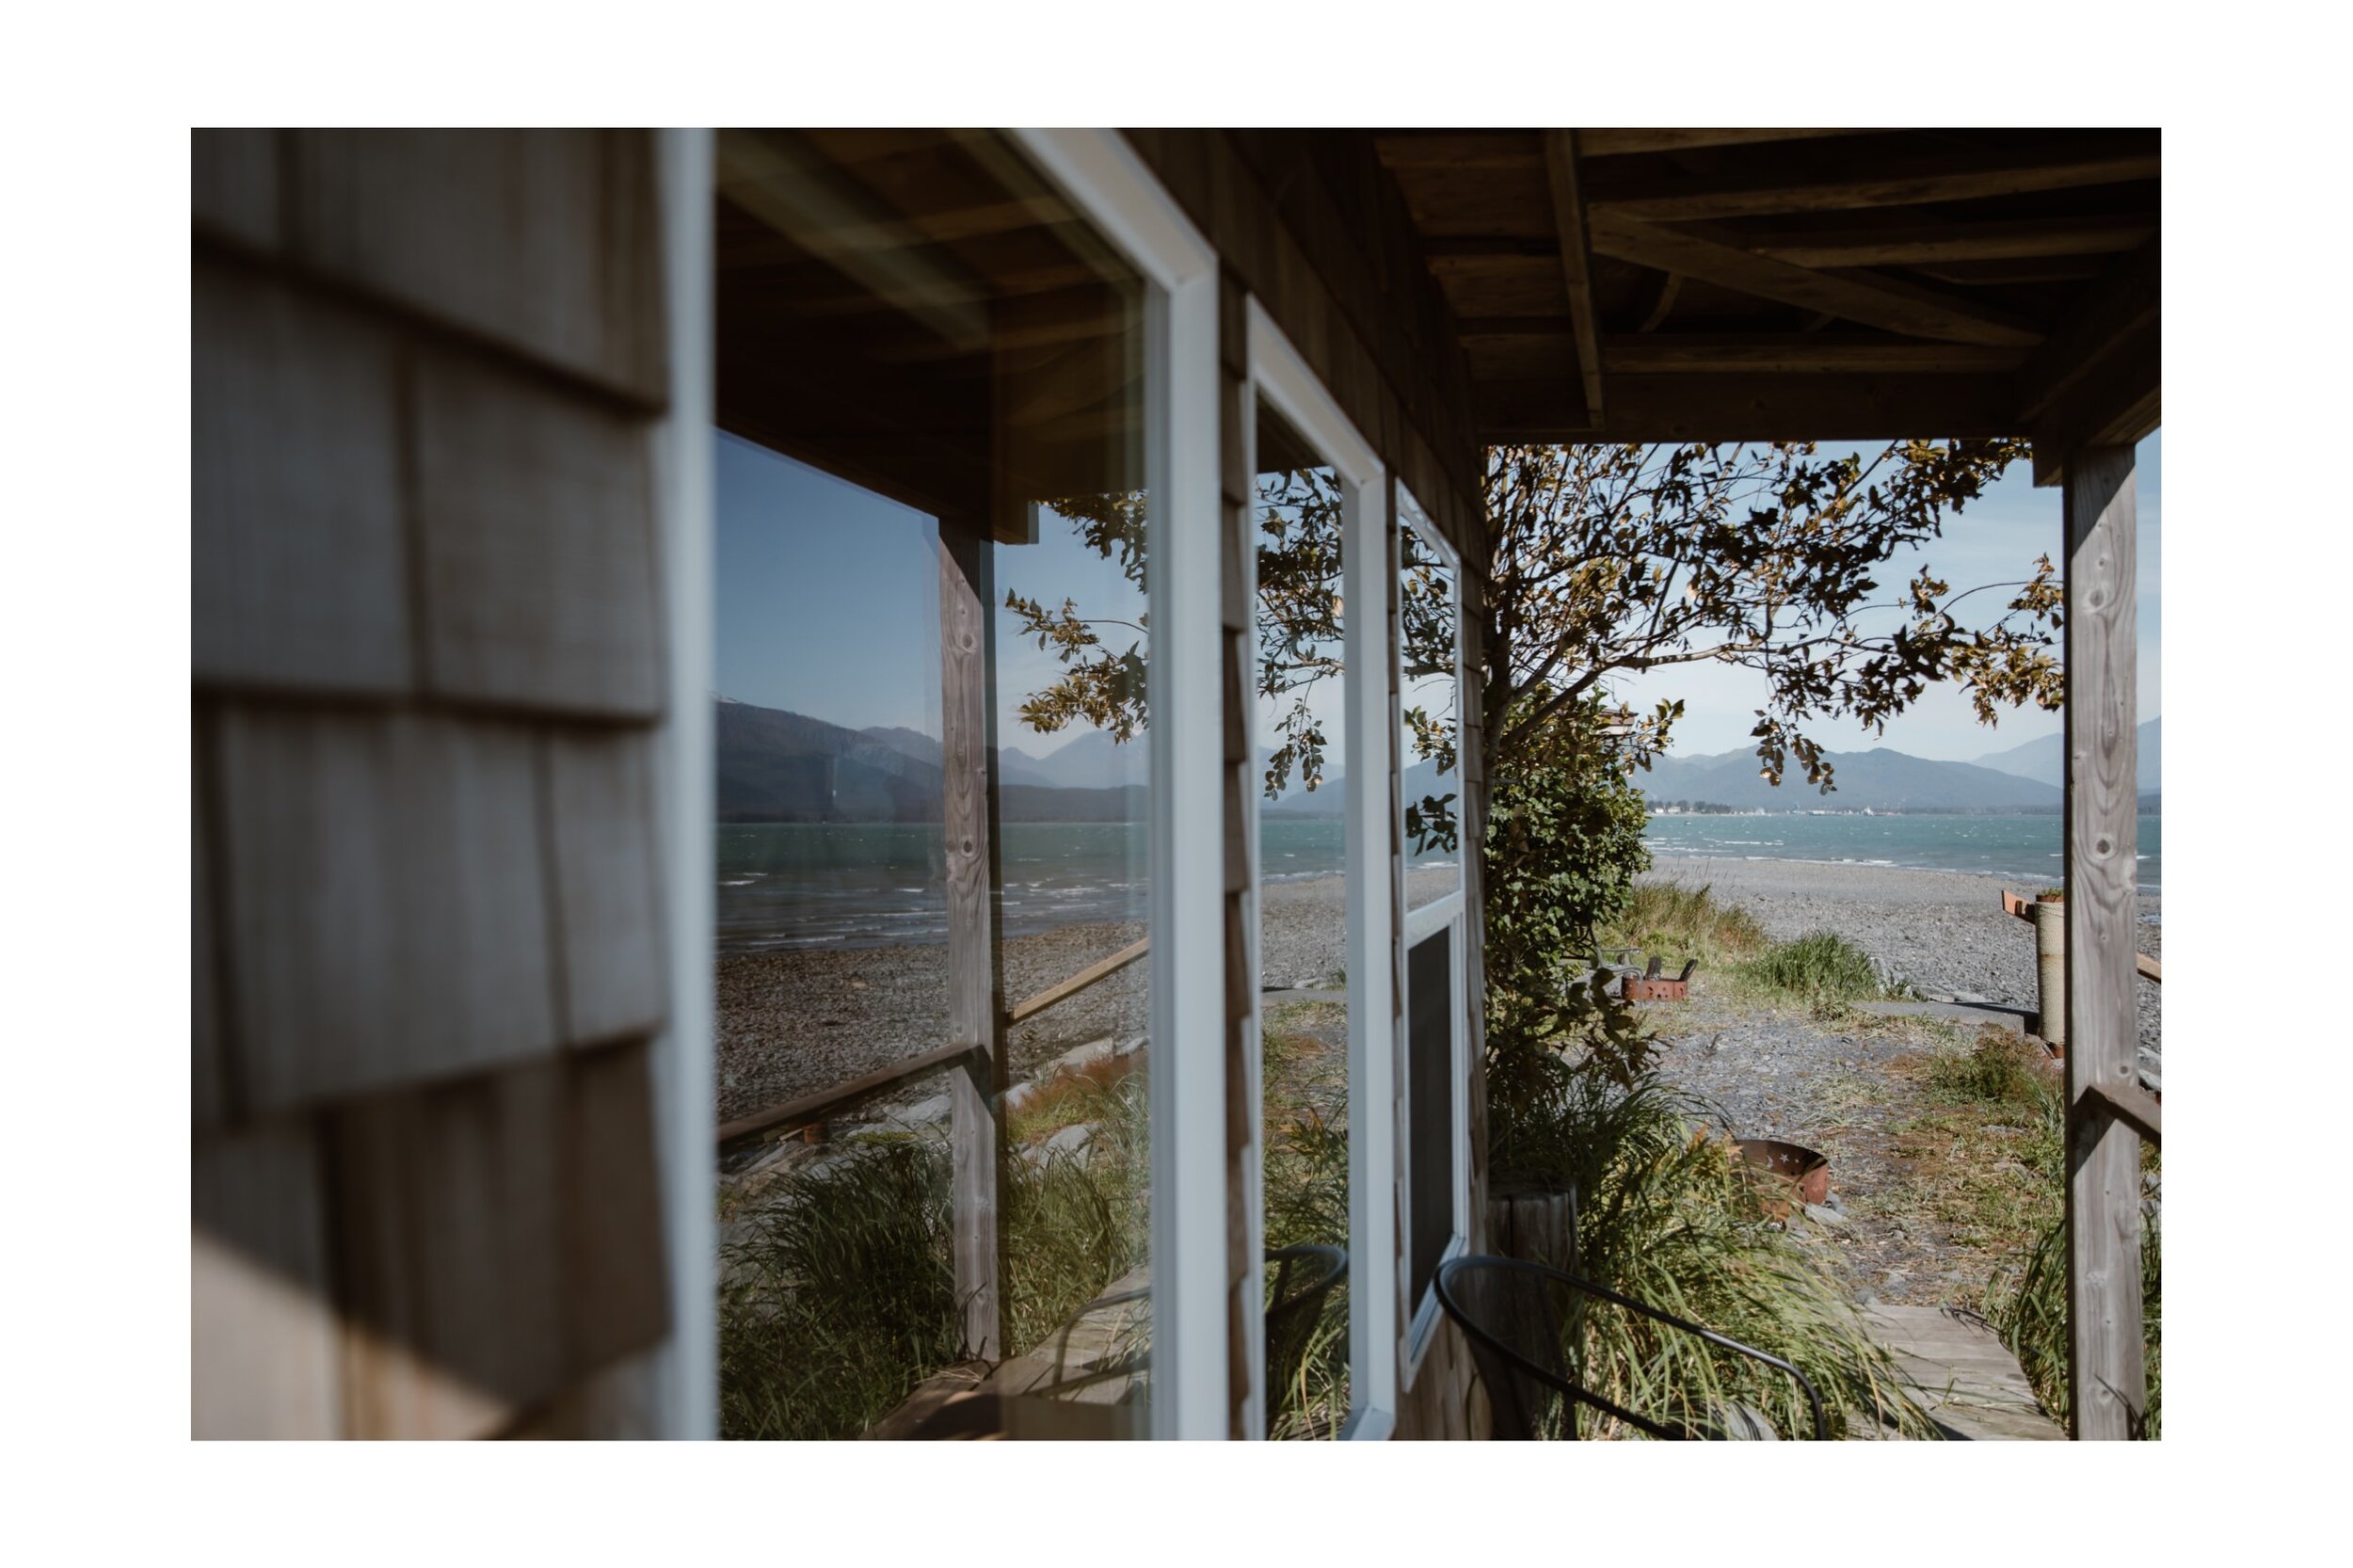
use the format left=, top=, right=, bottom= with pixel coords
left=1865, top=1304, right=2063, bottom=1441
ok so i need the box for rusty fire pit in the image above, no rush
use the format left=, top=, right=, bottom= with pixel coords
left=1621, top=956, right=1698, bottom=1002
left=1735, top=1138, right=1830, bottom=1216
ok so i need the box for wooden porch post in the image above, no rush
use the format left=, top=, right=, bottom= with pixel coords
left=940, top=520, right=1005, bottom=1361
left=2061, top=444, right=2146, bottom=1439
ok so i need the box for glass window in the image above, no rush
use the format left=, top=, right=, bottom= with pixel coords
left=1400, top=499, right=1462, bottom=911
left=1255, top=398, right=1352, bottom=1439
left=712, top=129, right=1153, bottom=1440
left=1399, top=488, right=1467, bottom=1357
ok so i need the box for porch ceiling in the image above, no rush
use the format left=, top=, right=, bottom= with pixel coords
left=1372, top=129, right=2159, bottom=481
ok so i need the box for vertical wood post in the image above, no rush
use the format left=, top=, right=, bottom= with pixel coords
left=2062, top=444, right=2145, bottom=1440
left=940, top=521, right=1005, bottom=1361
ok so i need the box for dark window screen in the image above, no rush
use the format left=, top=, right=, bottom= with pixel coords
left=1407, top=925, right=1456, bottom=1311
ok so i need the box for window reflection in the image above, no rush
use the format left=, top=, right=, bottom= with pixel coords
left=1255, top=399, right=1352, bottom=1438
left=712, top=129, right=1152, bottom=1441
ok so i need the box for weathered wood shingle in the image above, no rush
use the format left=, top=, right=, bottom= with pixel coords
left=333, top=1058, right=570, bottom=1439
left=544, top=729, right=666, bottom=1046
left=412, top=352, right=663, bottom=718
left=216, top=708, right=561, bottom=1112
left=288, top=130, right=667, bottom=405
left=193, top=263, right=412, bottom=696
left=193, top=1117, right=341, bottom=1437
left=191, top=129, right=281, bottom=252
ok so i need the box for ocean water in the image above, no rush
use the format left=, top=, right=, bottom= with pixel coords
left=1641, top=811, right=2162, bottom=891
left=718, top=818, right=1398, bottom=954
left=717, top=812, right=2153, bottom=955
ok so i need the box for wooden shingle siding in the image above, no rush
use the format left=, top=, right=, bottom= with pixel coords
left=191, top=129, right=281, bottom=252
left=192, top=1117, right=341, bottom=1437
left=288, top=130, right=668, bottom=407
left=331, top=1043, right=670, bottom=1438
left=412, top=352, right=663, bottom=718
left=192, top=261, right=412, bottom=696
left=334, top=1058, right=568, bottom=1439
left=564, top=1038, right=674, bottom=1370
left=544, top=729, right=667, bottom=1047
left=215, top=708, right=560, bottom=1112
left=193, top=747, right=228, bottom=1128
left=193, top=129, right=682, bottom=1439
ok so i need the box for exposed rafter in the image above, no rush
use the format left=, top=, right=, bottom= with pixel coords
left=1577, top=128, right=1885, bottom=158
left=1541, top=131, right=1607, bottom=429
left=1584, top=136, right=2160, bottom=223
left=1585, top=214, right=2045, bottom=347
left=1740, top=213, right=2156, bottom=268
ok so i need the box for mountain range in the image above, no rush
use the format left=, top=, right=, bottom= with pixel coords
left=1644, top=717, right=2162, bottom=814
left=719, top=693, right=2161, bottom=823
left=1973, top=716, right=2161, bottom=792
left=715, top=696, right=1145, bottom=823
left=1643, top=745, right=2063, bottom=813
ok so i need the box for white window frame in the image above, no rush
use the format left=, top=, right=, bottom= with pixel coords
left=1244, top=298, right=1397, bottom=1442
left=1394, top=486, right=1471, bottom=1385
left=1008, top=130, right=1226, bottom=1442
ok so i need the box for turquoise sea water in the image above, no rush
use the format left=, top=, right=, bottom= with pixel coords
left=1640, top=811, right=2161, bottom=891
left=716, top=812, right=2154, bottom=955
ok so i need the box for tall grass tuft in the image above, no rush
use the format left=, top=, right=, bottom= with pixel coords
left=719, top=1068, right=1150, bottom=1441
left=1744, top=930, right=1882, bottom=1005
left=1508, top=1068, right=1936, bottom=1439
left=1993, top=1195, right=2161, bottom=1438
left=1607, top=880, right=1769, bottom=968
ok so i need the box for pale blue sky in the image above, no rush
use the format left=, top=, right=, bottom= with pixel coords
left=1619, top=432, right=2162, bottom=763
left=718, top=427, right=2161, bottom=769
left=714, top=431, right=1146, bottom=759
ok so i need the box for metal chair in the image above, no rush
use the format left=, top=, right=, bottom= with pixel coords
left=1433, top=1255, right=1827, bottom=1440
left=1264, top=1242, right=1348, bottom=1422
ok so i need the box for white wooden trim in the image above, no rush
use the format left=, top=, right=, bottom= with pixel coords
left=1246, top=298, right=1398, bottom=1437
left=1008, top=129, right=1225, bottom=1442
left=653, top=126, right=717, bottom=1439
left=1393, top=484, right=1472, bottom=1389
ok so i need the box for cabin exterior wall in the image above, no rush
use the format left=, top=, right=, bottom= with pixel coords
left=191, top=129, right=704, bottom=1438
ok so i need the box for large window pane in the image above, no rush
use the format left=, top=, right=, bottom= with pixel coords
left=713, top=129, right=1152, bottom=1440
left=1255, top=399, right=1351, bottom=1438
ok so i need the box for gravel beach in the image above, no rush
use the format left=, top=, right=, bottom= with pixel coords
left=1639, top=856, right=2161, bottom=1067
left=717, top=867, right=1460, bottom=1124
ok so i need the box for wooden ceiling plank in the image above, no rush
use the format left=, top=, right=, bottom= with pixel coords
left=1601, top=334, right=2025, bottom=375
left=1577, top=128, right=1886, bottom=158
left=1586, top=137, right=2160, bottom=222
left=1478, top=371, right=2021, bottom=443
left=2014, top=239, right=2161, bottom=422
left=1542, top=131, right=1608, bottom=427
left=1745, top=213, right=2154, bottom=267
left=1586, top=213, right=2045, bottom=347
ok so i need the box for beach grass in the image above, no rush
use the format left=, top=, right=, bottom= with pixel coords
left=1506, top=1067, right=1935, bottom=1439
left=1741, top=930, right=1883, bottom=1007
left=1864, top=1024, right=2161, bottom=1435
left=719, top=1070, right=1149, bottom=1441
left=1605, top=880, right=1769, bottom=969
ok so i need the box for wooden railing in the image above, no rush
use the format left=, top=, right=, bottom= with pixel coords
left=716, top=937, right=1150, bottom=1149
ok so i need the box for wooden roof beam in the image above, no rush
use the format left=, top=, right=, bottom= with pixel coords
left=1586, top=213, right=2045, bottom=347
left=1542, top=131, right=1608, bottom=428
left=1577, top=128, right=1887, bottom=158
left=1585, top=135, right=2160, bottom=222
left=1742, top=213, right=2156, bottom=268
left=1477, top=371, right=2019, bottom=443
left=2016, top=239, right=2161, bottom=423
left=1600, top=334, right=2025, bottom=375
